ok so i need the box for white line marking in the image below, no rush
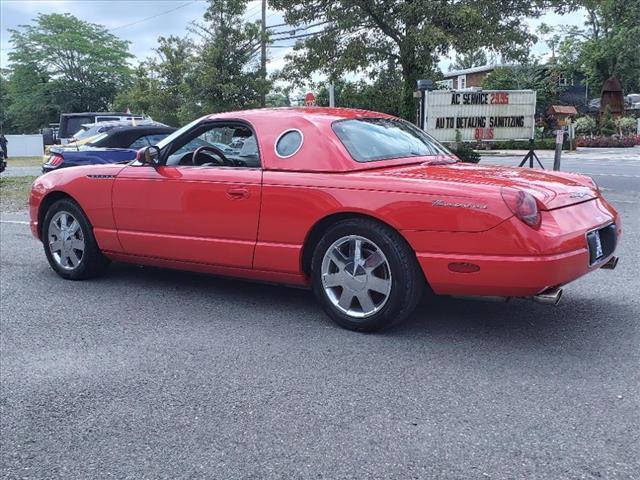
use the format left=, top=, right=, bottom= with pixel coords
left=589, top=173, right=640, bottom=178
left=0, top=220, right=29, bottom=225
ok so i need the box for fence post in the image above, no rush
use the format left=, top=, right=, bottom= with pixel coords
left=553, top=129, right=564, bottom=171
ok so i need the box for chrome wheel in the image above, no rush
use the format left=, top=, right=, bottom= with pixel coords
left=321, top=235, right=392, bottom=319
left=48, top=211, right=85, bottom=270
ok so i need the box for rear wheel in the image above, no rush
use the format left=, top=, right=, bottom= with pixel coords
left=311, top=218, right=424, bottom=332
left=42, top=199, right=110, bottom=280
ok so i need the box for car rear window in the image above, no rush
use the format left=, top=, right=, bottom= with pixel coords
left=332, top=118, right=452, bottom=162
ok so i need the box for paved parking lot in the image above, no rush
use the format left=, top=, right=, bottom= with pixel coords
left=1, top=148, right=639, bottom=479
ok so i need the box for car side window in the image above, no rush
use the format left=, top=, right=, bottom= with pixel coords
left=129, top=134, right=168, bottom=149
left=165, top=123, right=260, bottom=168
left=275, top=130, right=303, bottom=158
left=144, top=134, right=169, bottom=146
left=129, top=136, right=151, bottom=149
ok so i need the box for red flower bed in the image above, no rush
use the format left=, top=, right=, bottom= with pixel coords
left=576, top=135, right=640, bottom=147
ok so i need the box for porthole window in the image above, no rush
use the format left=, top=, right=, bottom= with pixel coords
left=275, top=129, right=303, bottom=158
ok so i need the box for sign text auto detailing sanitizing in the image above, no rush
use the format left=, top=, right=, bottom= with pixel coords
left=424, top=90, right=536, bottom=142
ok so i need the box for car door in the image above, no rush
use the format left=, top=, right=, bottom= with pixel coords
left=111, top=121, right=262, bottom=269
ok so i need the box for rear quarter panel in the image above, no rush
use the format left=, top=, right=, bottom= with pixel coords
left=253, top=170, right=513, bottom=274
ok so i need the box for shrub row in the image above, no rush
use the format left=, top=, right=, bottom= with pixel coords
left=575, top=135, right=640, bottom=148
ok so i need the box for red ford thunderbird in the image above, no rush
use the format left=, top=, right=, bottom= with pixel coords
left=29, top=108, right=620, bottom=331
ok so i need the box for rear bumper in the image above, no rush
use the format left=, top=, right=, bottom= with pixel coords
left=405, top=197, right=621, bottom=297
left=415, top=247, right=611, bottom=297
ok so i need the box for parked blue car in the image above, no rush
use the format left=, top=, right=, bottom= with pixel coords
left=43, top=124, right=175, bottom=174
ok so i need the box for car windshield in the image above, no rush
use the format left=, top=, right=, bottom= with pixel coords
left=71, top=127, right=91, bottom=140
left=156, top=117, right=202, bottom=151
left=86, top=133, right=109, bottom=146
left=73, top=124, right=115, bottom=141
left=332, top=118, right=454, bottom=163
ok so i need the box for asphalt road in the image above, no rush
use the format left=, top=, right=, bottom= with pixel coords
left=480, top=147, right=640, bottom=206
left=1, top=148, right=639, bottom=479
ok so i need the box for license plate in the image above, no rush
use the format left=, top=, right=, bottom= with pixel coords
left=593, top=230, right=604, bottom=259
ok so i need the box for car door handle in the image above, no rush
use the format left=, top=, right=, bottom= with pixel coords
left=226, top=187, right=250, bottom=200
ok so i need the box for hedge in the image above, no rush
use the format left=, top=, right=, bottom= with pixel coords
left=576, top=135, right=640, bottom=148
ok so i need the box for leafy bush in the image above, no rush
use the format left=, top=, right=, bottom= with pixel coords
left=450, top=144, right=481, bottom=163
left=615, top=116, right=637, bottom=136
left=575, top=116, right=597, bottom=135
left=599, top=106, right=617, bottom=136
left=576, top=135, right=639, bottom=147
left=449, top=129, right=481, bottom=163
left=487, top=138, right=558, bottom=150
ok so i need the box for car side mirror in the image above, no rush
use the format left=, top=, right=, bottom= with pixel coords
left=138, top=145, right=160, bottom=166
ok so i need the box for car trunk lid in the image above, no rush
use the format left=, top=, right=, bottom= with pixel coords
left=364, top=161, right=598, bottom=210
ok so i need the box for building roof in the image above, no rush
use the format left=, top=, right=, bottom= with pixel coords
left=443, top=64, right=514, bottom=78
left=547, top=105, right=578, bottom=115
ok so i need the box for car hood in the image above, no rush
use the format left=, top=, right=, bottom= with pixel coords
left=365, top=162, right=598, bottom=210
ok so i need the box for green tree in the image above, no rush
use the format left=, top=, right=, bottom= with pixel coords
left=271, top=0, right=548, bottom=119
left=313, top=65, right=404, bottom=116
left=189, top=0, right=269, bottom=114
left=0, top=69, right=13, bottom=133
left=482, top=60, right=563, bottom=116
left=4, top=63, right=60, bottom=133
left=116, top=0, right=270, bottom=125
left=8, top=13, right=132, bottom=115
left=115, top=36, right=197, bottom=126
left=449, top=50, right=488, bottom=71
left=599, top=105, right=616, bottom=135
left=113, top=63, right=163, bottom=122
left=265, top=85, right=293, bottom=107
left=556, top=0, right=640, bottom=94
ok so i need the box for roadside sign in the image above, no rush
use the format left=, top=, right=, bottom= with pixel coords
left=424, top=90, right=536, bottom=142
left=304, top=92, right=316, bottom=106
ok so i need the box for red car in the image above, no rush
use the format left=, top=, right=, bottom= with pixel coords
left=29, top=108, right=620, bottom=331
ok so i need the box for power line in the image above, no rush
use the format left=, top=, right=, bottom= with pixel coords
left=109, top=1, right=198, bottom=32
left=268, top=21, right=331, bottom=35
left=266, top=21, right=288, bottom=29
left=270, top=29, right=333, bottom=41
left=244, top=2, right=263, bottom=21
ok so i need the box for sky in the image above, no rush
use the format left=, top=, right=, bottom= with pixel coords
left=1, top=0, right=587, bottom=79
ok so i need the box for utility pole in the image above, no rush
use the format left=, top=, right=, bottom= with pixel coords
left=260, top=0, right=267, bottom=107
left=328, top=83, right=335, bottom=107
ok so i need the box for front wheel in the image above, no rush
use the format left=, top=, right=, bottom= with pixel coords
left=42, top=199, right=110, bottom=280
left=311, top=218, right=424, bottom=332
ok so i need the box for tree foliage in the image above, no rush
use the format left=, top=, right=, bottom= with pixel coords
left=8, top=13, right=132, bottom=113
left=270, top=0, right=548, bottom=119
left=114, top=36, right=196, bottom=126
left=115, top=0, right=269, bottom=126
left=481, top=60, right=565, bottom=116
left=556, top=0, right=640, bottom=94
left=314, top=66, right=404, bottom=116
left=191, top=0, right=269, bottom=113
left=449, top=50, right=488, bottom=71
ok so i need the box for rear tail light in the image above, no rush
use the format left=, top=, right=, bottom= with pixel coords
left=501, top=187, right=541, bottom=229
left=47, top=154, right=64, bottom=167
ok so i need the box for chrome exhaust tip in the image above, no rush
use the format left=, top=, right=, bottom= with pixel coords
left=532, top=287, right=563, bottom=306
left=601, top=256, right=618, bottom=270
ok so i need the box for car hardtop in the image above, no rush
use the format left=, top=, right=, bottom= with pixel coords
left=194, top=107, right=455, bottom=173
left=90, top=125, right=176, bottom=148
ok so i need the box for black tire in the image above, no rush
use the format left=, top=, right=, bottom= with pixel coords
left=42, top=198, right=110, bottom=280
left=311, top=218, right=424, bottom=332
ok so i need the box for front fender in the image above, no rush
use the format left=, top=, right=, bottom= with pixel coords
left=29, top=164, right=126, bottom=251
